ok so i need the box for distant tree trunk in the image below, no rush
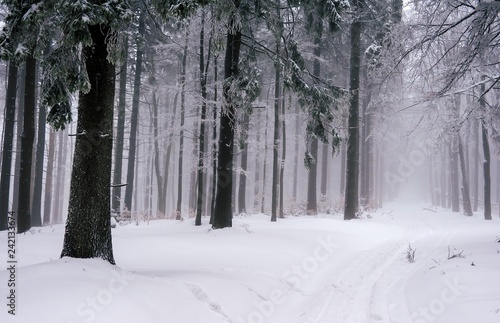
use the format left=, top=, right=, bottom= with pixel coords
left=344, top=3, right=362, bottom=220
left=17, top=55, right=37, bottom=233
left=43, top=129, right=55, bottom=224
left=340, top=141, right=346, bottom=196
left=472, top=116, right=479, bottom=211
left=213, top=1, right=242, bottom=229
left=163, top=92, right=177, bottom=216
left=320, top=142, right=328, bottom=198
left=450, top=142, right=460, bottom=212
left=279, top=93, right=286, bottom=219
left=152, top=91, right=164, bottom=216
left=238, top=114, right=249, bottom=214
left=481, top=118, right=491, bottom=220
left=254, top=112, right=261, bottom=211
left=196, top=9, right=209, bottom=225
left=60, top=24, right=116, bottom=264
left=124, top=12, right=145, bottom=213
left=53, top=131, right=64, bottom=223
left=271, top=56, right=281, bottom=222
left=31, top=90, right=45, bottom=227
left=458, top=134, right=473, bottom=216
left=112, top=37, right=128, bottom=214
left=0, top=62, right=18, bottom=230
left=176, top=28, right=189, bottom=220
left=293, top=102, right=300, bottom=201
left=261, top=104, right=269, bottom=214
left=440, top=144, right=447, bottom=208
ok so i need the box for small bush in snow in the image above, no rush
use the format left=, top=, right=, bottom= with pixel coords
left=407, top=243, right=416, bottom=263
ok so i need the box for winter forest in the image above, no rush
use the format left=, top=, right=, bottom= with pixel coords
left=0, top=0, right=500, bottom=322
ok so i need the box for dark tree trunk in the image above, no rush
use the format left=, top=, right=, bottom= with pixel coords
left=32, top=77, right=45, bottom=227
left=152, top=91, right=164, bottom=216
left=458, top=135, right=473, bottom=216
left=0, top=62, right=18, bottom=230
left=53, top=130, right=64, bottom=223
left=306, top=36, right=321, bottom=215
left=43, top=129, right=55, bottom=224
left=261, top=104, right=269, bottom=214
left=293, top=102, right=300, bottom=202
left=176, top=29, right=189, bottom=220
left=196, top=10, right=209, bottom=225
left=279, top=93, right=286, bottom=219
left=112, top=37, right=128, bottom=214
left=209, top=56, right=218, bottom=224
left=60, top=24, right=116, bottom=264
left=472, top=116, right=479, bottom=211
left=450, top=143, right=460, bottom=212
left=340, top=141, right=346, bottom=196
left=344, top=3, right=362, bottom=220
left=482, top=119, right=491, bottom=220
left=212, top=0, right=242, bottom=229
left=12, top=65, right=26, bottom=217
left=271, top=58, right=281, bottom=222
left=238, top=114, right=249, bottom=214
left=17, top=55, right=37, bottom=233
left=124, top=12, right=145, bottom=213
left=320, top=142, right=328, bottom=198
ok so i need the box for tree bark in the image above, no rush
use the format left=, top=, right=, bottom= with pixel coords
left=176, top=28, right=189, bottom=220
left=344, top=3, right=362, bottom=220
left=271, top=57, right=281, bottom=222
left=112, top=37, right=128, bottom=214
left=238, top=114, right=249, bottom=214
left=60, top=24, right=116, bottom=264
left=31, top=62, right=44, bottom=227
left=458, top=134, right=473, bottom=216
left=0, top=62, right=18, bottom=230
left=17, top=55, right=37, bottom=233
left=43, top=129, right=55, bottom=224
left=196, top=10, right=209, bottom=225
left=212, top=0, right=242, bottom=229
left=306, top=36, right=321, bottom=215
left=124, top=11, right=145, bottom=213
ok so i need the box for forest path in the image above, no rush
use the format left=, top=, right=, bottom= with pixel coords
left=297, top=207, right=458, bottom=323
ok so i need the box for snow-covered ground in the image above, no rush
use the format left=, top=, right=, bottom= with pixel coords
left=1, top=203, right=500, bottom=323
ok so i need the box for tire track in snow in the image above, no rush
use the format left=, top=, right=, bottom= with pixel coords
left=309, top=219, right=456, bottom=323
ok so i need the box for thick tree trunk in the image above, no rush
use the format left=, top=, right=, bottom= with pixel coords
left=12, top=65, right=26, bottom=216
left=212, top=1, right=242, bottom=229
left=112, top=37, right=128, bottom=214
left=209, top=57, right=218, bottom=224
left=43, top=130, right=55, bottom=224
left=60, top=24, right=116, bottom=264
left=306, top=36, right=321, bottom=215
left=0, top=62, right=18, bottom=230
left=31, top=61, right=45, bottom=227
left=124, top=12, right=145, bottom=213
left=344, top=4, right=362, bottom=220
left=17, top=55, right=37, bottom=233
left=176, top=29, right=189, bottom=220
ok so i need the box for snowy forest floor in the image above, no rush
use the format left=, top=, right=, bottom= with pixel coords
left=1, top=203, right=500, bottom=323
